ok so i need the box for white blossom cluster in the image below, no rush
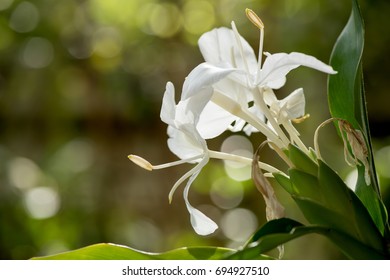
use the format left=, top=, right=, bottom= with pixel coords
left=129, top=9, right=336, bottom=235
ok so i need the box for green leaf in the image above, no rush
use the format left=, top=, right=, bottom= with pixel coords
left=251, top=217, right=303, bottom=243
left=317, top=160, right=353, bottom=215
left=273, top=173, right=293, bottom=194
left=227, top=218, right=386, bottom=260
left=31, top=243, right=239, bottom=260
left=317, top=160, right=384, bottom=250
left=327, top=0, right=388, bottom=235
left=355, top=164, right=389, bottom=236
left=293, top=196, right=362, bottom=242
left=328, top=0, right=364, bottom=129
left=288, top=168, right=322, bottom=202
left=287, top=144, right=318, bottom=177
left=274, top=159, right=386, bottom=256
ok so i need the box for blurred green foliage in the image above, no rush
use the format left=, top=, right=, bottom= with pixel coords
left=0, top=0, right=389, bottom=259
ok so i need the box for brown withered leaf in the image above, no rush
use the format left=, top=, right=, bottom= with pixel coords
left=251, top=142, right=285, bottom=221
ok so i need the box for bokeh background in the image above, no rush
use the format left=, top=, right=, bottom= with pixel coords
left=0, top=0, right=389, bottom=260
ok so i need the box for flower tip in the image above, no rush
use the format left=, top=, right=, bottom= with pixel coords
left=245, top=8, right=264, bottom=29
left=190, top=209, right=218, bottom=236
left=195, top=224, right=218, bottom=236
left=128, top=154, right=153, bottom=171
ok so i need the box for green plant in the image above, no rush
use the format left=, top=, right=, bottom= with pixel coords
left=33, top=0, right=389, bottom=260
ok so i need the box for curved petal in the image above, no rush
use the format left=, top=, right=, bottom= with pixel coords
left=182, top=63, right=235, bottom=100
left=281, top=88, right=305, bottom=120
left=266, top=77, right=286, bottom=90
left=160, top=82, right=176, bottom=126
left=183, top=156, right=218, bottom=235
left=214, top=76, right=252, bottom=104
left=167, top=125, right=204, bottom=160
left=197, top=101, right=237, bottom=139
left=288, top=52, right=337, bottom=74
left=198, top=27, right=258, bottom=74
left=258, top=52, right=337, bottom=88
left=187, top=205, right=218, bottom=236
left=196, top=77, right=261, bottom=139
left=258, top=53, right=298, bottom=88
left=167, top=156, right=204, bottom=203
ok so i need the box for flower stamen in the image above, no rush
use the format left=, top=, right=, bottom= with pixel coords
left=292, top=114, right=310, bottom=124
left=128, top=154, right=203, bottom=170
left=231, top=21, right=251, bottom=81
left=246, top=8, right=264, bottom=29
left=128, top=155, right=153, bottom=171
left=208, top=150, right=283, bottom=174
left=246, top=9, right=265, bottom=83
left=211, top=90, right=285, bottom=148
left=283, top=121, right=310, bottom=155
left=253, top=87, right=290, bottom=147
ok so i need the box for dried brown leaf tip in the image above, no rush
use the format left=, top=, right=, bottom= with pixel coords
left=251, top=143, right=285, bottom=221
left=338, top=120, right=370, bottom=185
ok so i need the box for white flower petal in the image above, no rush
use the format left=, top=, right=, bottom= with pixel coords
left=258, top=53, right=298, bottom=87
left=160, top=82, right=176, bottom=126
left=182, top=63, right=235, bottom=100
left=267, top=88, right=306, bottom=124
left=214, top=76, right=253, bottom=103
left=266, top=77, right=286, bottom=90
left=258, top=52, right=336, bottom=88
left=197, top=102, right=237, bottom=139
left=182, top=89, right=214, bottom=124
left=288, top=52, right=337, bottom=74
left=280, top=88, right=305, bottom=120
left=189, top=76, right=257, bottom=139
left=182, top=157, right=218, bottom=236
left=167, top=125, right=204, bottom=161
left=187, top=206, right=218, bottom=235
left=198, top=27, right=258, bottom=74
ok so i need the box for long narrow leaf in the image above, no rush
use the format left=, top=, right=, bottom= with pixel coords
left=327, top=0, right=388, bottom=237
left=31, top=243, right=242, bottom=260
left=328, top=0, right=364, bottom=129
